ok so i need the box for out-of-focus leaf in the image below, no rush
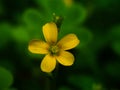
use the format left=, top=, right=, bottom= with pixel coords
left=0, top=67, right=13, bottom=89
left=2, top=88, right=17, bottom=90
left=48, top=0, right=66, bottom=15
left=74, top=47, right=96, bottom=70
left=95, top=0, right=119, bottom=9
left=68, top=75, right=94, bottom=90
left=0, top=60, right=15, bottom=73
left=109, top=25, right=120, bottom=55
left=109, top=25, right=120, bottom=42
left=23, top=9, right=48, bottom=29
left=62, top=0, right=74, bottom=7
left=106, top=62, right=120, bottom=78
left=32, top=67, right=42, bottom=77
left=76, top=27, right=93, bottom=48
left=36, top=0, right=66, bottom=15
left=23, top=9, right=47, bottom=40
left=60, top=27, right=93, bottom=48
left=58, top=86, right=71, bottom=90
left=35, top=0, right=50, bottom=11
left=63, top=3, right=87, bottom=27
left=0, top=1, right=3, bottom=14
left=11, top=27, right=30, bottom=43
left=92, top=83, right=103, bottom=90
left=28, top=52, right=43, bottom=60
left=0, top=23, right=11, bottom=49
left=19, top=79, right=42, bottom=90
left=112, top=42, right=120, bottom=55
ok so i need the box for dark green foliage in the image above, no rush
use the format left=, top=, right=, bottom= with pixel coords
left=0, top=0, right=120, bottom=90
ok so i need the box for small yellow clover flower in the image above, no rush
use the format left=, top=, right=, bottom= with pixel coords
left=28, top=22, right=80, bottom=73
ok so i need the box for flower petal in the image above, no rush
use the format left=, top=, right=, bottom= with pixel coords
left=56, top=50, right=74, bottom=66
left=57, top=34, right=80, bottom=50
left=41, top=54, right=56, bottom=72
left=28, top=40, right=49, bottom=54
left=42, top=22, right=58, bottom=44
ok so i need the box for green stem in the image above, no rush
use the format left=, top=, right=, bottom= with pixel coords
left=45, top=63, right=59, bottom=90
left=45, top=73, right=56, bottom=90
left=45, top=14, right=62, bottom=90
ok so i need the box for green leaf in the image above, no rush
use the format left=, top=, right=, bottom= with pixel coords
left=76, top=27, right=93, bottom=48
left=36, top=0, right=67, bottom=16
left=74, top=48, right=96, bottom=70
left=58, top=86, right=71, bottom=90
left=23, top=9, right=49, bottom=40
left=60, top=27, right=93, bottom=48
left=0, top=23, right=11, bottom=49
left=28, top=52, right=43, bottom=60
left=95, top=0, right=119, bottom=9
left=106, top=62, right=120, bottom=78
left=48, top=0, right=66, bottom=15
left=109, top=25, right=120, bottom=54
left=0, top=60, right=15, bottom=73
left=112, top=42, right=120, bottom=55
left=92, top=83, right=103, bottom=90
left=11, top=26, right=30, bottom=43
left=68, top=75, right=95, bottom=90
left=109, top=25, right=120, bottom=42
left=23, top=9, right=48, bottom=29
left=64, top=4, right=87, bottom=26
left=0, top=67, right=13, bottom=89
left=0, top=1, right=3, bottom=14
left=2, top=88, right=17, bottom=90
left=35, top=0, right=50, bottom=11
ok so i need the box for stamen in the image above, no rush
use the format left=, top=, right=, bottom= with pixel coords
left=49, top=45, right=59, bottom=55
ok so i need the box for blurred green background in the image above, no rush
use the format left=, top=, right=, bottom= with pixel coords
left=0, top=0, right=120, bottom=90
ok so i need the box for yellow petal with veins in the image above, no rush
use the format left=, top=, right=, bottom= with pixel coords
left=57, top=34, right=80, bottom=50
left=42, top=22, right=58, bottom=44
left=28, top=40, right=49, bottom=54
left=41, top=54, right=56, bottom=72
left=56, top=50, right=74, bottom=66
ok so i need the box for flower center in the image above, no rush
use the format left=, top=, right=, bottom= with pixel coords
left=49, top=45, right=59, bottom=55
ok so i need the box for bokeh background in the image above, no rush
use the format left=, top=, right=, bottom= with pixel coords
left=0, top=0, right=120, bottom=90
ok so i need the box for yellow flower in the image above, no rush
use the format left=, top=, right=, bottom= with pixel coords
left=28, top=22, right=80, bottom=72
